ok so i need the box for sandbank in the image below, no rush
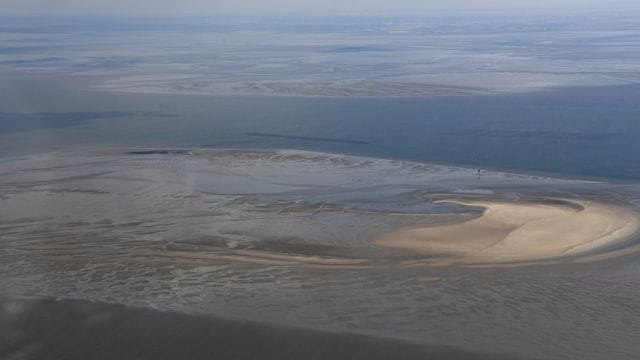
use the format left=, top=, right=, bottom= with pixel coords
left=375, top=198, right=640, bottom=266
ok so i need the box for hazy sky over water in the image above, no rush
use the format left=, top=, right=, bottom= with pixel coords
left=1, top=0, right=636, bottom=15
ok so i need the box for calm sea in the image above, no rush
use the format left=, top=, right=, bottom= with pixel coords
left=1, top=73, right=639, bottom=181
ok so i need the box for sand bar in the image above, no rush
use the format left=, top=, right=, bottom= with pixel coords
left=376, top=198, right=640, bottom=265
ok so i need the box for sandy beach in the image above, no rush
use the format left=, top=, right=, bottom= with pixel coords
left=376, top=198, right=640, bottom=265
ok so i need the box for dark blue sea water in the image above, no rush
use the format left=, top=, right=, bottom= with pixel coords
left=1, top=75, right=639, bottom=181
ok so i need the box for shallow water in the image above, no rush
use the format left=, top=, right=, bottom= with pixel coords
left=2, top=72, right=640, bottom=181
left=2, top=149, right=640, bottom=359
left=3, top=73, right=640, bottom=359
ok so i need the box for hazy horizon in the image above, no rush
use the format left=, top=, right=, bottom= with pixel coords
left=2, top=0, right=639, bottom=16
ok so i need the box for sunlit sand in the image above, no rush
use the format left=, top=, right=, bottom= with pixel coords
left=376, top=198, right=640, bottom=265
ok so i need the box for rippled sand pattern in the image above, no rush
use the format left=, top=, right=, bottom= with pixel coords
left=2, top=149, right=640, bottom=359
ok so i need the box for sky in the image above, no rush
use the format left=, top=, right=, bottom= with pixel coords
left=0, top=0, right=637, bottom=15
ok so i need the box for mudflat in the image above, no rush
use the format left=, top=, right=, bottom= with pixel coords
left=0, top=298, right=524, bottom=360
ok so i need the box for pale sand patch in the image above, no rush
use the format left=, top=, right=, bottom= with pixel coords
left=375, top=199, right=640, bottom=265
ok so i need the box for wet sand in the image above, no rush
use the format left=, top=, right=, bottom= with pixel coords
left=3, top=149, right=640, bottom=359
left=0, top=298, right=525, bottom=360
left=376, top=198, right=640, bottom=265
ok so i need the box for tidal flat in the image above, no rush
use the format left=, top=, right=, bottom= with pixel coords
left=2, top=149, right=640, bottom=359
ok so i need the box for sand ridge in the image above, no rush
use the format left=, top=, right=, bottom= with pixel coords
left=153, top=197, right=640, bottom=268
left=375, top=198, right=640, bottom=266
